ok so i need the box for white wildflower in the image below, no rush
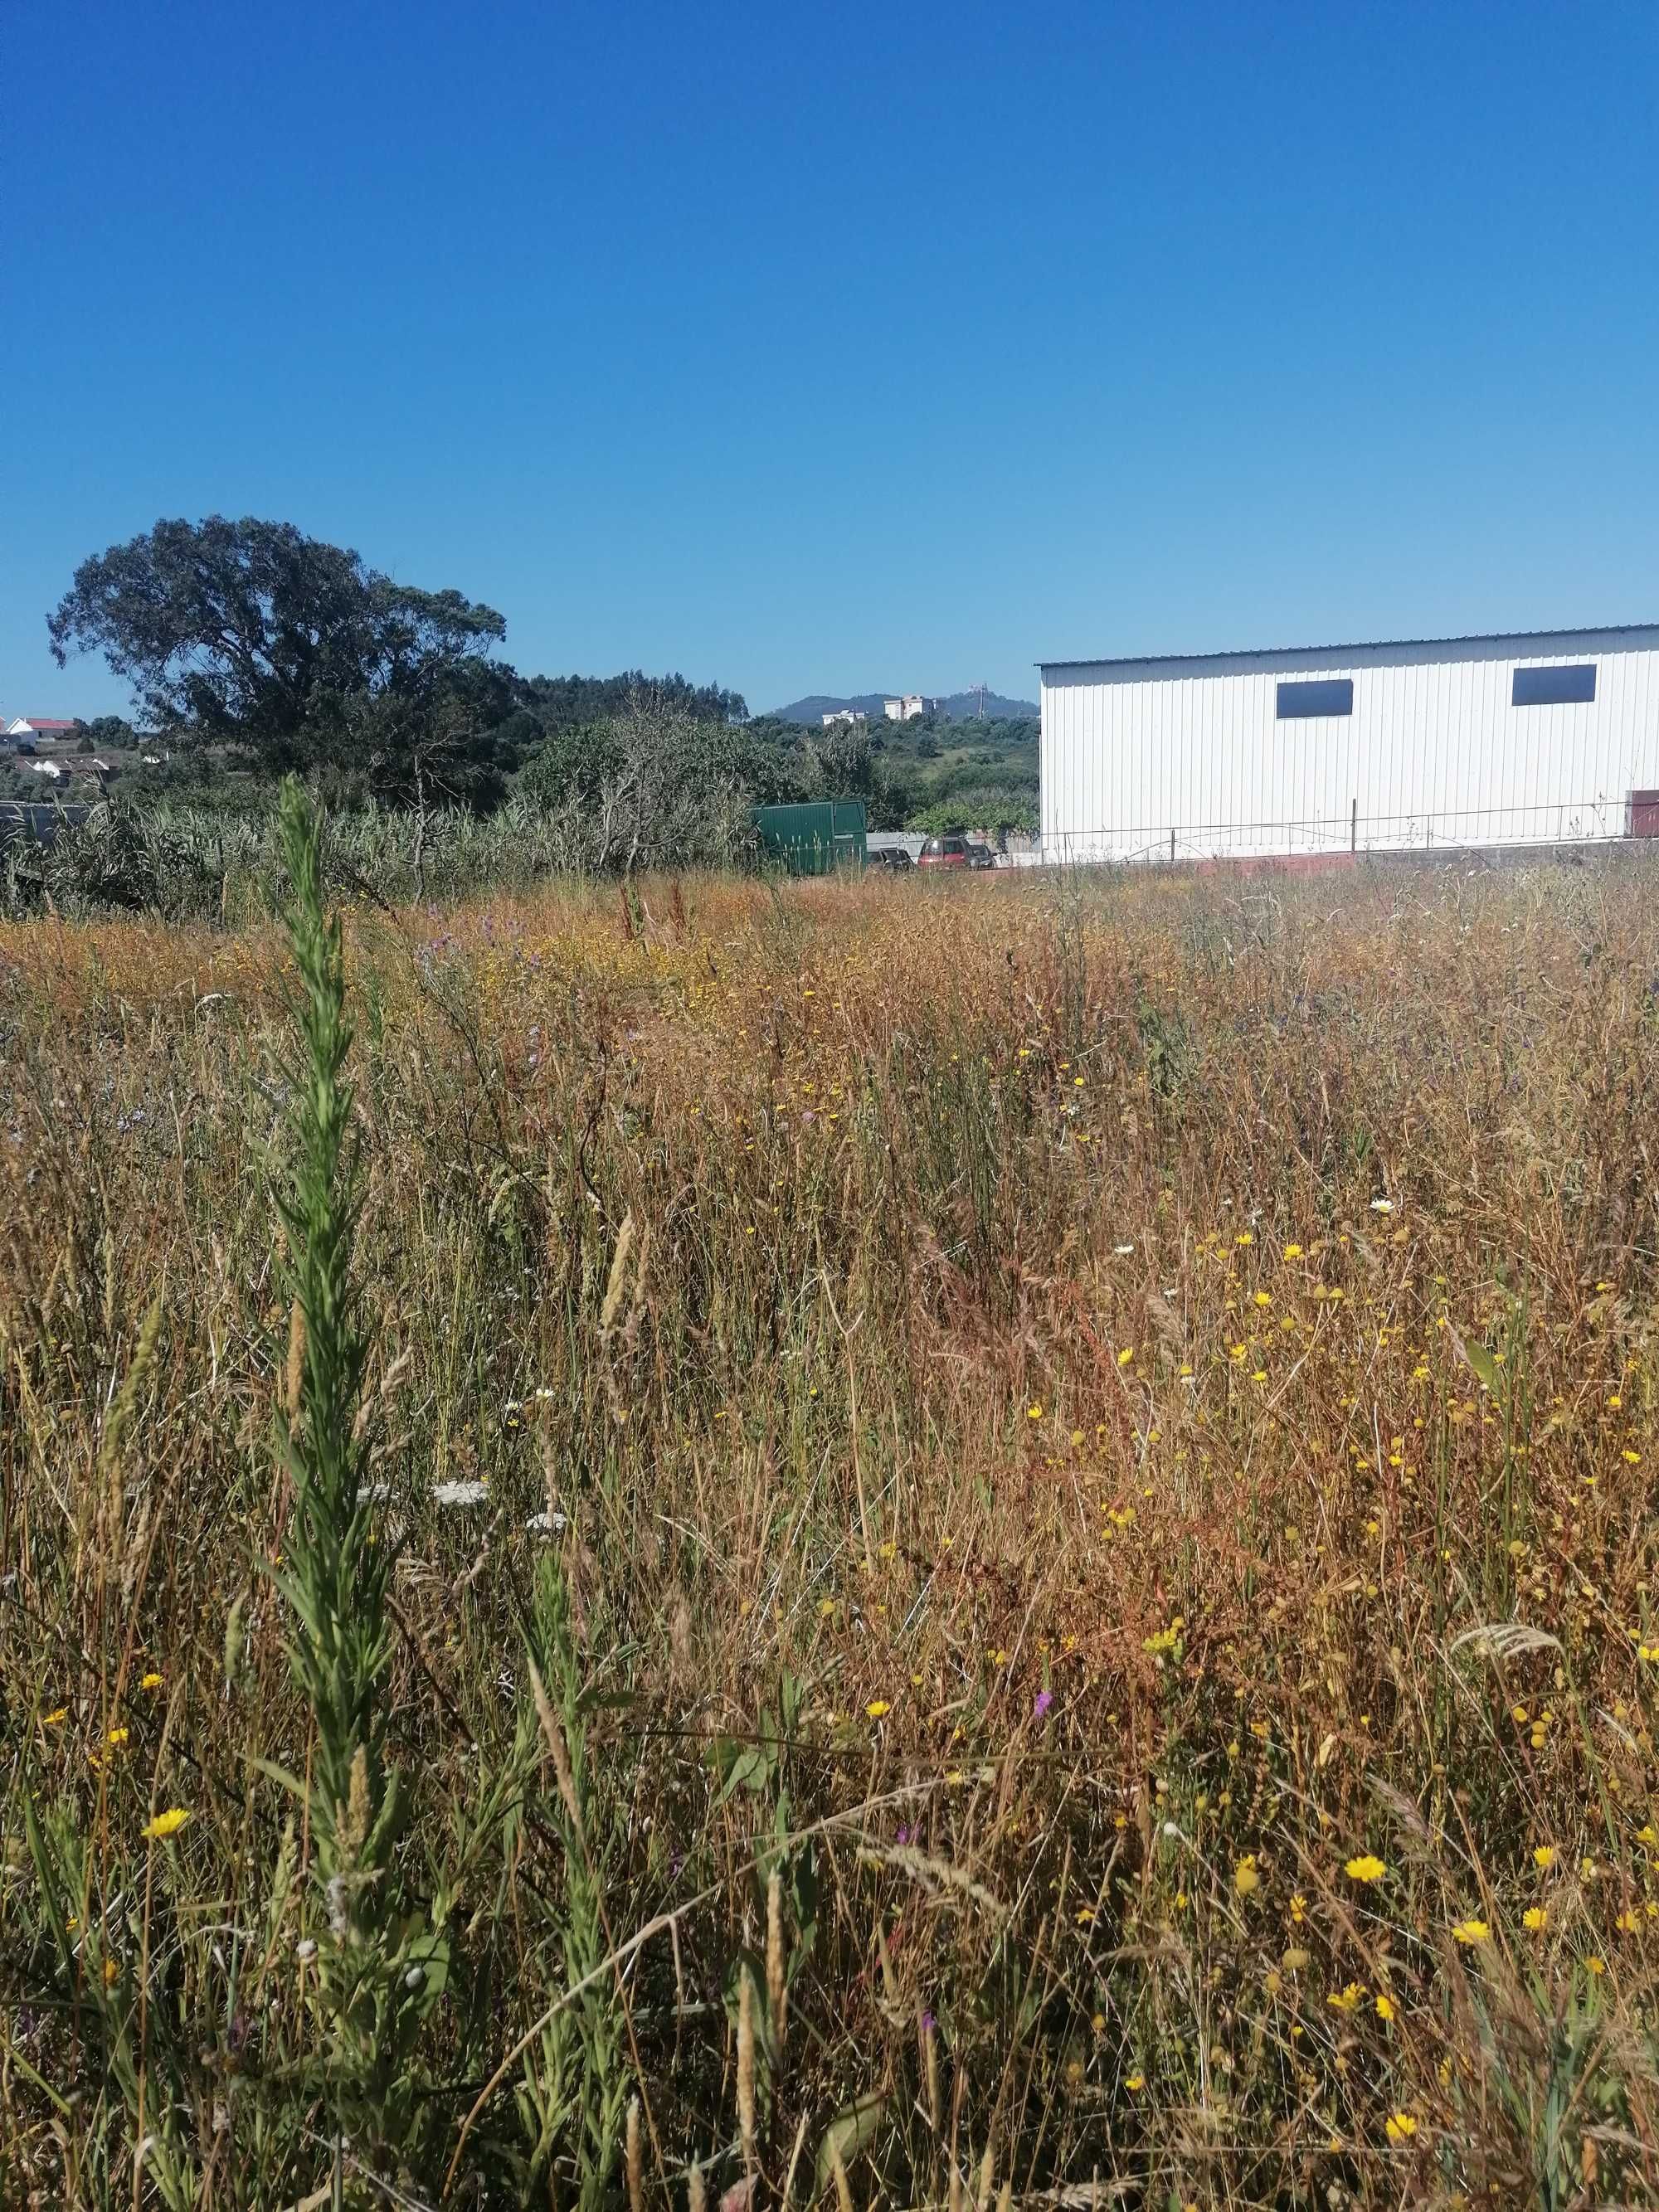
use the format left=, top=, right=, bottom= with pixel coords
left=527, top=1509, right=568, bottom=1538
left=432, top=1480, right=489, bottom=1510
left=1369, top=1198, right=1394, bottom=1213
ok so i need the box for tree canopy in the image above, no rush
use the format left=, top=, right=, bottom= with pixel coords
left=47, top=517, right=508, bottom=787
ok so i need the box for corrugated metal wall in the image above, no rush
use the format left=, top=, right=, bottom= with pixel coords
left=1039, top=631, right=1659, bottom=862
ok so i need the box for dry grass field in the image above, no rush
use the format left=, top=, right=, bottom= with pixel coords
left=6, top=814, right=1659, bottom=2208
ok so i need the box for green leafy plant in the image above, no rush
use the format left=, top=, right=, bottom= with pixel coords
left=265, top=775, right=449, bottom=2181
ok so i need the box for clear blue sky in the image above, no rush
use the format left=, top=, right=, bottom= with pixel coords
left=5, top=0, right=1656, bottom=721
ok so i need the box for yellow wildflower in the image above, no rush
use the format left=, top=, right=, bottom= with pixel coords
left=1345, top=1854, right=1387, bottom=1883
left=142, top=1807, right=191, bottom=1841
left=1451, top=1918, right=1490, bottom=1946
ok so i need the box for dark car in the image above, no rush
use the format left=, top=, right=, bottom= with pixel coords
left=869, top=844, right=914, bottom=871
left=918, top=832, right=996, bottom=871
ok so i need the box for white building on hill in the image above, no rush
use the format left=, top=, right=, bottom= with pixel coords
left=1038, top=625, right=1659, bottom=865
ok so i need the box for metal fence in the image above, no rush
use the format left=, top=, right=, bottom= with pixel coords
left=1039, top=796, right=1656, bottom=868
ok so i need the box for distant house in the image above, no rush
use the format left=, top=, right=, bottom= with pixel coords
left=7, top=716, right=81, bottom=745
left=883, top=695, right=940, bottom=722
left=820, top=709, right=868, bottom=728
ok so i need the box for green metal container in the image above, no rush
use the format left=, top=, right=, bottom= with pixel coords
left=750, top=799, right=868, bottom=875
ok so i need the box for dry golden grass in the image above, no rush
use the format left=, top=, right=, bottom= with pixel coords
left=5, top=853, right=1659, bottom=2207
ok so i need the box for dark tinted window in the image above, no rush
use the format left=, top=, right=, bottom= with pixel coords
left=1512, top=664, right=1595, bottom=706
left=1277, top=678, right=1353, bottom=719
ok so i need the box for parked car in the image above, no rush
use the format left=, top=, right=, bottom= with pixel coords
left=917, top=833, right=996, bottom=871
left=869, top=844, right=914, bottom=871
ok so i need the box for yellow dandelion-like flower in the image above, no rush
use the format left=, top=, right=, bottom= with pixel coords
left=1027, top=1404, right=1043, bottom=1420
left=139, top=1671, right=163, bottom=1692
left=1282, top=1242, right=1303, bottom=1259
left=1234, top=1856, right=1260, bottom=1896
left=142, top=1807, right=191, bottom=1841
left=42, top=1706, right=69, bottom=1727
left=1345, top=1854, right=1387, bottom=1883
left=1125, top=2072, right=1145, bottom=2092
left=1326, top=1981, right=1365, bottom=2012
left=105, top=1727, right=129, bottom=1749
left=1451, top=1918, right=1490, bottom=1946
left=102, top=1957, right=119, bottom=1988
left=1384, top=2112, right=1418, bottom=2143
left=1588, top=1954, right=1607, bottom=1975
left=1117, top=1346, right=1134, bottom=1366
left=864, top=1700, right=891, bottom=1720
left=1523, top=1906, right=1548, bottom=1932
left=1375, top=1993, right=1396, bottom=2020
left=1533, top=1845, right=1556, bottom=1869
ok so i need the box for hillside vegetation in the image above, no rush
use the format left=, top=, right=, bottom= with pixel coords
left=5, top=843, right=1659, bottom=2207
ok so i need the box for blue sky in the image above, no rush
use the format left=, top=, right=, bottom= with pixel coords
left=4, top=0, right=1656, bottom=720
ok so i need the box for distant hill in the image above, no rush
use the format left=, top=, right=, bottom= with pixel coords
left=767, top=689, right=1039, bottom=724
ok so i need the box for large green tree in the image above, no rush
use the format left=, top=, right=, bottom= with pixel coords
left=47, top=516, right=508, bottom=789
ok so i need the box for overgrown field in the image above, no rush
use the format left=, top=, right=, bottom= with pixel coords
left=6, top=839, right=1659, bottom=2209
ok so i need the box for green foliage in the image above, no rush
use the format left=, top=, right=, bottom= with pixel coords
left=47, top=515, right=508, bottom=790
left=267, top=777, right=450, bottom=2176
left=514, top=1558, right=632, bottom=2208
left=521, top=668, right=747, bottom=730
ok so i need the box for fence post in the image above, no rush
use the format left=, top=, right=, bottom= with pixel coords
left=1350, top=800, right=1357, bottom=855
left=1170, top=827, right=1176, bottom=866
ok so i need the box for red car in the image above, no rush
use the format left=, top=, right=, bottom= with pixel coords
left=917, top=833, right=995, bottom=870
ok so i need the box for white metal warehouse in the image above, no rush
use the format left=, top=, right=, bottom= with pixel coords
left=1038, top=625, right=1659, bottom=865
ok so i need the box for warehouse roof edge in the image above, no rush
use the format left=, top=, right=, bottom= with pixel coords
left=1039, top=623, right=1659, bottom=676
